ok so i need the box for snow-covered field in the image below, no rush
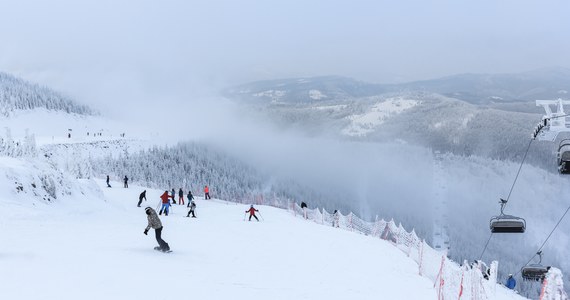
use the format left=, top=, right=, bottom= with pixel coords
left=0, top=176, right=528, bottom=299
left=0, top=180, right=437, bottom=300
left=342, top=98, right=420, bottom=136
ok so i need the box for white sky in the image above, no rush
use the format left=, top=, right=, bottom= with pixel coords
left=1, top=0, right=569, bottom=110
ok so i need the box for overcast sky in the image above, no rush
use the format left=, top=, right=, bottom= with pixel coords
left=1, top=0, right=569, bottom=110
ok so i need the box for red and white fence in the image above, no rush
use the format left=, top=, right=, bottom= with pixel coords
left=228, top=195, right=567, bottom=299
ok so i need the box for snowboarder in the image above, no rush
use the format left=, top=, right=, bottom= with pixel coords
left=301, top=201, right=308, bottom=219
left=506, top=274, right=516, bottom=289
left=186, top=200, right=196, bottom=218
left=178, top=188, right=184, bottom=205
left=123, top=176, right=129, bottom=188
left=106, top=175, right=111, bottom=188
left=144, top=207, right=170, bottom=252
left=137, top=190, right=147, bottom=207
left=204, top=185, right=211, bottom=200
left=159, top=190, right=171, bottom=216
left=171, top=188, right=177, bottom=204
left=186, top=190, right=194, bottom=208
left=246, top=205, right=259, bottom=221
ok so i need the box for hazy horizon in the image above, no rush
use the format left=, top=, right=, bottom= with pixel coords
left=1, top=0, right=569, bottom=111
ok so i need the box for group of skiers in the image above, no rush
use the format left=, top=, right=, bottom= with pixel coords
left=155, top=189, right=197, bottom=216
left=142, top=196, right=261, bottom=252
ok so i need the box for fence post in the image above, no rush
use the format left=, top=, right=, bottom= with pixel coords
left=418, top=240, right=424, bottom=276
left=539, top=279, right=548, bottom=300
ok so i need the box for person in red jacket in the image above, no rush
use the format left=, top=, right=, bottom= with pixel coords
left=204, top=185, right=211, bottom=200
left=246, top=205, right=259, bottom=221
left=159, top=190, right=172, bottom=216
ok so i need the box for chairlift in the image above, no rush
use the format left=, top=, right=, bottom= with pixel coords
left=557, top=139, right=570, bottom=174
left=489, top=199, right=526, bottom=233
left=521, top=251, right=550, bottom=281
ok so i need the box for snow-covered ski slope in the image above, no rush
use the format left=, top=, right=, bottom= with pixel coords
left=0, top=177, right=527, bottom=300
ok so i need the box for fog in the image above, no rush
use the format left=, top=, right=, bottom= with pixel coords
left=1, top=0, right=570, bottom=102
left=1, top=0, right=570, bottom=235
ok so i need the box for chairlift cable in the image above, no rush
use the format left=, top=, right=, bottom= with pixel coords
left=504, top=138, right=534, bottom=205
left=480, top=138, right=534, bottom=260
left=514, top=202, right=570, bottom=276
left=478, top=232, right=494, bottom=260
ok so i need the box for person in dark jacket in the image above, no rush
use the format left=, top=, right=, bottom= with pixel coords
left=506, top=274, right=516, bottom=289
left=186, top=200, right=196, bottom=218
left=106, top=175, right=111, bottom=188
left=178, top=188, right=184, bottom=206
left=123, top=176, right=129, bottom=188
left=159, top=191, right=171, bottom=216
left=186, top=191, right=194, bottom=208
left=171, top=188, right=177, bottom=204
left=144, top=207, right=170, bottom=252
left=301, top=202, right=308, bottom=219
left=137, top=190, right=147, bottom=207
left=246, top=205, right=259, bottom=221
left=332, top=210, right=340, bottom=228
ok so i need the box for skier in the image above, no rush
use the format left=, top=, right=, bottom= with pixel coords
left=301, top=201, right=308, bottom=219
left=159, top=190, right=171, bottom=216
left=123, top=176, right=129, bottom=188
left=186, top=190, right=194, bottom=208
left=171, top=188, right=177, bottom=204
left=144, top=207, right=170, bottom=252
left=106, top=175, right=111, bottom=188
left=246, top=205, right=259, bottom=221
left=186, top=200, right=196, bottom=218
left=178, top=188, right=184, bottom=205
left=505, top=274, right=516, bottom=289
left=204, top=185, right=211, bottom=200
left=137, top=190, right=147, bottom=207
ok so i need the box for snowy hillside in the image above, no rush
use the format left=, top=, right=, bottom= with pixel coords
left=0, top=72, right=94, bottom=117
left=0, top=175, right=528, bottom=300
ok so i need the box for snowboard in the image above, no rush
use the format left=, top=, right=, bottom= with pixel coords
left=154, top=247, right=172, bottom=253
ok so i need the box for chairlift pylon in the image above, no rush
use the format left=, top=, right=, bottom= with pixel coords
left=489, top=198, right=526, bottom=233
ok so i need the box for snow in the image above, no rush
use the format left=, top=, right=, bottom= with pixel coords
left=0, top=108, right=132, bottom=146
left=312, top=104, right=348, bottom=112
left=0, top=169, right=527, bottom=299
left=342, top=98, right=420, bottom=136
left=253, top=90, right=286, bottom=103
left=308, top=89, right=327, bottom=100
left=0, top=179, right=437, bottom=300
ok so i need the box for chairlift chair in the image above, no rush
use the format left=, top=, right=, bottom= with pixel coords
left=557, top=139, right=570, bottom=174
left=489, top=199, right=526, bottom=233
left=521, top=251, right=550, bottom=281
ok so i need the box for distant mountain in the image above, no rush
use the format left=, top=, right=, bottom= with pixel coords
left=224, top=67, right=570, bottom=105
left=0, top=71, right=95, bottom=117
left=223, top=69, right=569, bottom=169
left=223, top=76, right=385, bottom=104
left=397, top=67, right=570, bottom=104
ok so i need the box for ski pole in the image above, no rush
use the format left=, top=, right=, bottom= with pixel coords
left=243, top=212, right=247, bottom=221
left=155, top=200, right=161, bottom=211
left=258, top=212, right=264, bottom=221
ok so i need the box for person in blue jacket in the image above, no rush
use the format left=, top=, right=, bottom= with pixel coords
left=506, top=274, right=516, bottom=289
